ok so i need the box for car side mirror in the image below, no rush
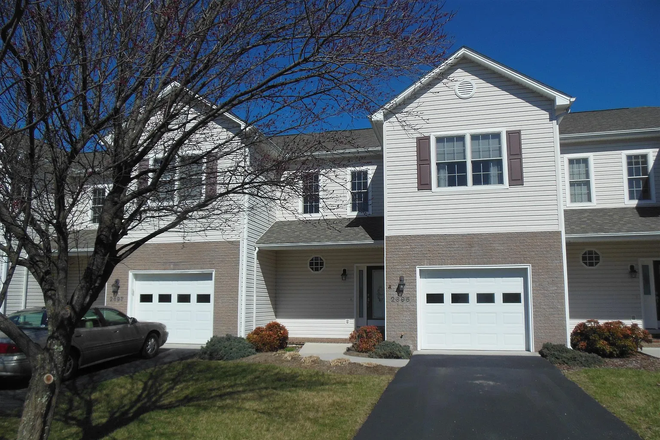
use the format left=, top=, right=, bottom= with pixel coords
left=129, top=317, right=138, bottom=325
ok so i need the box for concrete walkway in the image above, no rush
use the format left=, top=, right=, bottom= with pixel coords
left=643, top=346, right=660, bottom=358
left=299, top=343, right=408, bottom=367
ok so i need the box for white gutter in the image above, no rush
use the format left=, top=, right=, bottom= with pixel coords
left=257, top=240, right=384, bottom=250
left=566, top=231, right=660, bottom=242
left=561, top=127, right=660, bottom=144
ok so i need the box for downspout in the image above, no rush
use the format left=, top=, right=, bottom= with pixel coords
left=1, top=254, right=8, bottom=314
left=22, top=266, right=28, bottom=309
left=239, top=194, right=249, bottom=337
left=553, top=108, right=572, bottom=347
left=253, top=246, right=259, bottom=329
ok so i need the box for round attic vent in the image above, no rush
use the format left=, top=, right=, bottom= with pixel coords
left=454, top=79, right=476, bottom=99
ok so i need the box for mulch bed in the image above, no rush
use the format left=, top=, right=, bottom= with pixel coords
left=556, top=351, right=660, bottom=372
left=236, top=352, right=399, bottom=376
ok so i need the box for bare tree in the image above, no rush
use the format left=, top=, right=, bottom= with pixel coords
left=0, top=0, right=453, bottom=438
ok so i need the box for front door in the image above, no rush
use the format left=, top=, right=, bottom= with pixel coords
left=355, top=266, right=385, bottom=328
left=641, top=261, right=660, bottom=329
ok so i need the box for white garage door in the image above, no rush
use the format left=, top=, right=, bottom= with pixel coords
left=132, top=272, right=214, bottom=344
left=418, top=268, right=529, bottom=351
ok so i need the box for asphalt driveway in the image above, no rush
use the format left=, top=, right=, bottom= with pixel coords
left=0, top=348, right=198, bottom=417
left=354, top=354, right=640, bottom=440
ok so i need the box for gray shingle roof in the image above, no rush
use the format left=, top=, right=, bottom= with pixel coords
left=257, top=216, right=383, bottom=246
left=564, top=208, right=660, bottom=236
left=560, top=107, right=660, bottom=135
left=271, top=128, right=380, bottom=153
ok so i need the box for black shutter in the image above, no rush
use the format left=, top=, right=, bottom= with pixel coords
left=506, top=131, right=523, bottom=186
left=416, top=136, right=432, bottom=190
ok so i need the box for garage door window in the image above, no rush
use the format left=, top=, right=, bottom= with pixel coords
left=477, top=293, right=495, bottom=303
left=158, top=294, right=172, bottom=303
left=197, top=294, right=211, bottom=303
left=177, top=294, right=191, bottom=303
left=140, top=294, right=153, bottom=303
left=502, top=293, right=521, bottom=303
left=451, top=293, right=469, bottom=304
left=426, top=293, right=444, bottom=304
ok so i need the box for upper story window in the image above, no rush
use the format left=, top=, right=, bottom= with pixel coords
left=154, top=157, right=176, bottom=203
left=91, top=187, right=106, bottom=224
left=350, top=170, right=369, bottom=213
left=625, top=152, right=654, bottom=203
left=434, top=132, right=505, bottom=188
left=153, top=156, right=204, bottom=204
left=178, top=156, right=203, bottom=201
left=302, top=172, right=320, bottom=214
left=567, top=157, right=594, bottom=204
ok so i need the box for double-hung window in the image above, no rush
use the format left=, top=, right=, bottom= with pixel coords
left=471, top=134, right=504, bottom=185
left=350, top=170, right=369, bottom=213
left=435, top=132, right=504, bottom=188
left=625, top=153, right=653, bottom=203
left=178, top=156, right=203, bottom=201
left=567, top=157, right=593, bottom=204
left=302, top=172, right=320, bottom=214
left=436, top=136, right=467, bottom=187
left=91, top=187, right=106, bottom=224
left=154, top=157, right=176, bottom=203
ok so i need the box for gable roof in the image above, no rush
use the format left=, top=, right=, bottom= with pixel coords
left=560, top=107, right=660, bottom=137
left=370, top=46, right=575, bottom=125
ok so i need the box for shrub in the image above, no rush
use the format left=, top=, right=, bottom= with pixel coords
left=570, top=320, right=652, bottom=358
left=247, top=321, right=289, bottom=352
left=369, top=341, right=412, bottom=359
left=539, top=342, right=603, bottom=368
left=349, top=326, right=383, bottom=353
left=199, top=335, right=256, bottom=361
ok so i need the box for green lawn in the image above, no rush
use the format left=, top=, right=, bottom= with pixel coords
left=0, top=360, right=392, bottom=440
left=566, top=369, right=660, bottom=440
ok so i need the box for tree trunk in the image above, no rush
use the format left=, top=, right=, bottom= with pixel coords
left=16, top=348, right=63, bottom=440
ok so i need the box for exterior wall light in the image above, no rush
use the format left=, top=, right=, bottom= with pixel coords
left=341, top=269, right=347, bottom=281
left=111, top=279, right=121, bottom=297
left=629, top=265, right=638, bottom=278
left=396, top=276, right=405, bottom=296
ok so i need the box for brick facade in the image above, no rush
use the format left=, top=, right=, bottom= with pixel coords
left=105, top=240, right=241, bottom=336
left=385, top=231, right=567, bottom=351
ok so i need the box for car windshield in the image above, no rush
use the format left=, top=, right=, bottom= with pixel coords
left=9, top=310, right=47, bottom=328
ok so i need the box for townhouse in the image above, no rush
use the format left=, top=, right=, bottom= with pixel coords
left=2, top=47, right=658, bottom=352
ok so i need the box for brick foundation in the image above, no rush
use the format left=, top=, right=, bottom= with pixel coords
left=385, top=231, right=567, bottom=351
left=105, top=240, right=240, bottom=336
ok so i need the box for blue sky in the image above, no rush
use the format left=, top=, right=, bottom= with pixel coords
left=347, top=0, right=659, bottom=129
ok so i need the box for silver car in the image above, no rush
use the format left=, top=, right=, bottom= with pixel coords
left=0, top=307, right=168, bottom=379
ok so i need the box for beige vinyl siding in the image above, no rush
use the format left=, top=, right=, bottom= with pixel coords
left=274, top=247, right=383, bottom=338
left=276, top=159, right=384, bottom=221
left=243, top=196, right=277, bottom=335
left=384, top=59, right=561, bottom=236
left=560, top=139, right=660, bottom=208
left=3, top=266, right=31, bottom=314
left=566, top=240, right=660, bottom=326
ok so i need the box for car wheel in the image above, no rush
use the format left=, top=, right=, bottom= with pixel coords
left=141, top=333, right=159, bottom=359
left=62, top=351, right=79, bottom=381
